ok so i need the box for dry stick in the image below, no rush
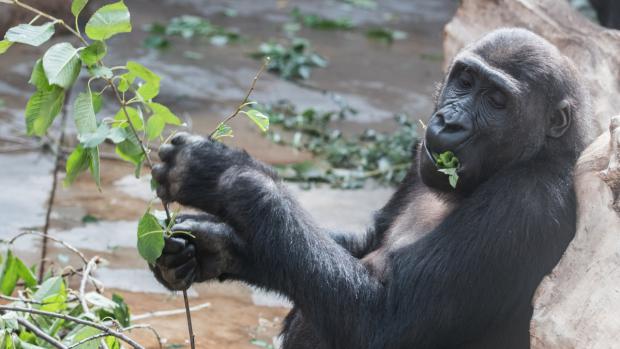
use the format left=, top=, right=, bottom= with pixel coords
left=131, top=301, right=211, bottom=321
left=17, top=318, right=68, bottom=349
left=38, top=90, right=71, bottom=282
left=208, top=58, right=270, bottom=139
left=0, top=306, right=145, bottom=349
left=67, top=324, right=163, bottom=349
left=79, top=257, right=100, bottom=314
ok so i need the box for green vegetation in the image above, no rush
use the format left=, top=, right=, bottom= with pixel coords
left=144, top=15, right=242, bottom=49
left=260, top=100, right=418, bottom=188
left=290, top=8, right=355, bottom=30
left=251, top=38, right=327, bottom=80
left=434, top=151, right=460, bottom=188
left=366, top=27, right=408, bottom=44
left=0, top=1, right=269, bottom=347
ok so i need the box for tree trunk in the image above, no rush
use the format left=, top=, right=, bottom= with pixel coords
left=444, top=1, right=620, bottom=347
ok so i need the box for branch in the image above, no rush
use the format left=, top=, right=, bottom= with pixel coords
left=131, top=301, right=211, bottom=321
left=209, top=59, right=270, bottom=138
left=17, top=318, right=68, bottom=349
left=79, top=257, right=100, bottom=314
left=0, top=306, right=145, bottom=349
left=5, top=231, right=88, bottom=265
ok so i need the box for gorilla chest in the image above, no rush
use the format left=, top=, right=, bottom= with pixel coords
left=361, top=189, right=455, bottom=278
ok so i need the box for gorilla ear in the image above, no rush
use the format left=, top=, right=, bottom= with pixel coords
left=547, top=99, right=572, bottom=138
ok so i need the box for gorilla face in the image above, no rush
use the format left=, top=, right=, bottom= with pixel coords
left=419, top=29, right=577, bottom=194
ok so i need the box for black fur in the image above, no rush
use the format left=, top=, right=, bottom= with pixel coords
left=150, top=28, right=593, bottom=348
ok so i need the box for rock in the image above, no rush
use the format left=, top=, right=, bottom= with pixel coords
left=530, top=116, right=620, bottom=349
left=443, top=0, right=620, bottom=134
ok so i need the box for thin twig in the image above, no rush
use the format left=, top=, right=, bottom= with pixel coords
left=38, top=88, right=71, bottom=281
left=0, top=294, right=43, bottom=304
left=131, top=301, right=211, bottom=321
left=67, top=324, right=163, bottom=349
left=183, top=292, right=196, bottom=349
left=209, top=59, right=270, bottom=139
left=17, top=318, right=68, bottom=349
left=0, top=306, right=145, bottom=349
left=7, top=231, right=88, bottom=265
left=79, top=257, right=100, bottom=314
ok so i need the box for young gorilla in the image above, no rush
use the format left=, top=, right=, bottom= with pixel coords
left=149, top=28, right=594, bottom=348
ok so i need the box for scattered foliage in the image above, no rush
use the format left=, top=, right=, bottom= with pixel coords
left=366, top=27, right=408, bottom=44
left=251, top=38, right=327, bottom=80
left=260, top=100, right=418, bottom=188
left=434, top=151, right=460, bottom=188
left=144, top=15, right=242, bottom=49
left=290, top=8, right=355, bottom=30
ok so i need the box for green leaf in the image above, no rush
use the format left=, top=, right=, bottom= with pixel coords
left=64, top=326, right=100, bottom=349
left=14, top=257, right=37, bottom=289
left=85, top=1, right=132, bottom=41
left=64, top=144, right=90, bottom=186
left=113, top=106, right=143, bottom=131
left=0, top=251, right=17, bottom=296
left=115, top=135, right=144, bottom=169
left=137, top=212, right=165, bottom=263
left=145, top=115, right=165, bottom=140
left=88, top=65, right=112, bottom=79
left=0, top=40, right=13, bottom=55
left=71, top=0, right=90, bottom=18
left=33, top=277, right=67, bottom=312
left=5, top=23, right=55, bottom=47
left=79, top=41, right=107, bottom=66
left=107, top=127, right=128, bottom=143
left=126, top=61, right=160, bottom=100
left=212, top=123, right=233, bottom=140
left=242, top=109, right=269, bottom=132
left=25, top=87, right=65, bottom=136
left=148, top=102, right=180, bottom=125
left=88, top=146, right=101, bottom=189
left=28, top=59, right=50, bottom=90
left=92, top=93, right=103, bottom=114
left=79, top=123, right=109, bottom=148
left=42, top=42, right=81, bottom=89
left=438, top=168, right=459, bottom=189
left=73, top=91, right=98, bottom=136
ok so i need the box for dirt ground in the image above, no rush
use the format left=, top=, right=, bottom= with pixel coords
left=0, top=0, right=457, bottom=347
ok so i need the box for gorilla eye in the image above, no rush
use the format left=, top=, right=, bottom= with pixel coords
left=488, top=90, right=507, bottom=109
left=457, top=69, right=474, bottom=89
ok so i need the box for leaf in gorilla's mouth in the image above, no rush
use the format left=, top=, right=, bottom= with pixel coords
left=433, top=151, right=460, bottom=189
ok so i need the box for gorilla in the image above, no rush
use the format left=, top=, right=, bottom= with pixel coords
left=149, top=28, right=594, bottom=348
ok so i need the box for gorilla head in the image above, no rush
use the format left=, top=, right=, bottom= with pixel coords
left=420, top=28, right=593, bottom=193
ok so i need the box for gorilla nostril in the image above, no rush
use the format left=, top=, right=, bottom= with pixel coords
left=444, top=123, right=466, bottom=133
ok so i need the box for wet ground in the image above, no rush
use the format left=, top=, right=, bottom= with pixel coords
left=0, top=0, right=457, bottom=347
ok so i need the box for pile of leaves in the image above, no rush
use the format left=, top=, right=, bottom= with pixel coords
left=290, top=8, right=355, bottom=31
left=251, top=38, right=327, bottom=80
left=260, top=100, right=419, bottom=189
left=144, top=15, right=242, bottom=49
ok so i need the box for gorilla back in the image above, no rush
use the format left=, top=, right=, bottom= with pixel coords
left=149, top=28, right=594, bottom=349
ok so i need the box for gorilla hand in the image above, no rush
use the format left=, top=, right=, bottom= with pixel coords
left=151, top=132, right=276, bottom=216
left=150, top=214, right=247, bottom=291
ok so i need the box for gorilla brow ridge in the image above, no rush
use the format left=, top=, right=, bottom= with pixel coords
left=454, top=53, right=522, bottom=96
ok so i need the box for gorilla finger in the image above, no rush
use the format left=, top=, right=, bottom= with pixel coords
left=176, top=213, right=221, bottom=224
left=171, top=221, right=203, bottom=234
left=174, top=259, right=198, bottom=280
left=171, top=132, right=191, bottom=146
left=151, top=164, right=168, bottom=184
left=162, top=237, right=186, bottom=254
left=160, top=247, right=195, bottom=268
left=158, top=144, right=177, bottom=162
